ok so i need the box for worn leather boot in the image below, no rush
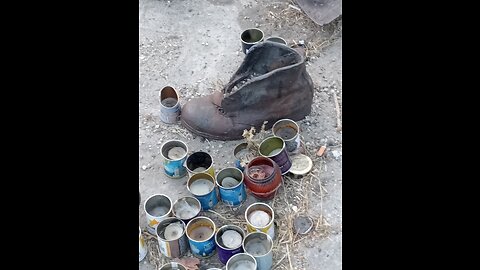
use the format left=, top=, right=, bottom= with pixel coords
left=181, top=41, right=314, bottom=140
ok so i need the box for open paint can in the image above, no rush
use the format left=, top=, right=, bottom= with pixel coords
left=144, top=194, right=173, bottom=235
left=186, top=216, right=217, bottom=258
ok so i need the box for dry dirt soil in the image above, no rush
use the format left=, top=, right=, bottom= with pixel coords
left=139, top=0, right=342, bottom=269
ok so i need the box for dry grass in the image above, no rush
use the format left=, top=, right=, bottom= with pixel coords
left=263, top=0, right=342, bottom=59
left=270, top=171, right=331, bottom=269
left=143, top=230, right=166, bottom=269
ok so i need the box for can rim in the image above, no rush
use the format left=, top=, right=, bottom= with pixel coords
left=159, top=262, right=187, bottom=270
left=144, top=193, right=173, bottom=218
left=172, top=196, right=201, bottom=220
left=215, top=167, right=244, bottom=190
left=272, top=118, right=300, bottom=142
left=160, top=140, right=189, bottom=161
left=233, top=142, right=249, bottom=157
left=258, top=136, right=286, bottom=158
left=214, top=224, right=245, bottom=250
left=156, top=217, right=187, bottom=241
left=242, top=231, right=274, bottom=258
left=226, top=252, right=257, bottom=269
left=245, top=202, right=275, bottom=230
left=185, top=151, right=214, bottom=171
left=240, top=28, right=265, bottom=45
left=187, top=172, right=216, bottom=196
left=158, top=86, right=180, bottom=109
left=185, top=216, right=216, bottom=243
left=265, top=36, right=288, bottom=45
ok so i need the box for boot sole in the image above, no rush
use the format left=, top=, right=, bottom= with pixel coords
left=181, top=118, right=244, bottom=141
left=181, top=109, right=310, bottom=141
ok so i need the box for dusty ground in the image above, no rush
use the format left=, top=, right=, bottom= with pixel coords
left=139, top=0, right=342, bottom=269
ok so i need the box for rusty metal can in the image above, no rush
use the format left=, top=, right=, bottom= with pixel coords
left=272, top=118, right=301, bottom=152
left=259, top=136, right=292, bottom=175
left=242, top=232, right=273, bottom=270
left=186, top=151, right=215, bottom=178
left=144, top=194, right=173, bottom=234
left=156, top=217, right=189, bottom=258
left=159, top=86, right=181, bottom=124
left=245, top=202, right=275, bottom=240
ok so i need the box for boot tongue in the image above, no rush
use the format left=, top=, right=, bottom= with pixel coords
left=223, top=72, right=258, bottom=97
left=223, top=42, right=303, bottom=98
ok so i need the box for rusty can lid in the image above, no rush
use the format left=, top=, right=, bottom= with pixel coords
left=293, top=216, right=314, bottom=235
left=289, top=154, right=313, bottom=177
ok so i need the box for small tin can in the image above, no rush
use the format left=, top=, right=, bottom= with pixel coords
left=272, top=119, right=301, bottom=152
left=159, top=86, right=181, bottom=124
left=186, top=216, right=217, bottom=258
left=216, top=167, right=247, bottom=207
left=160, top=140, right=188, bottom=179
left=156, top=217, right=189, bottom=258
left=186, top=151, right=215, bottom=178
left=139, top=227, right=147, bottom=262
left=144, top=194, right=173, bottom=235
left=172, top=196, right=201, bottom=224
left=233, top=142, right=255, bottom=171
left=242, top=232, right=273, bottom=270
left=265, top=36, right=287, bottom=45
left=187, top=173, right=218, bottom=210
left=259, top=136, right=292, bottom=175
left=159, top=262, right=187, bottom=270
left=215, top=225, right=245, bottom=265
left=241, top=28, right=264, bottom=54
left=226, top=253, right=257, bottom=270
left=245, top=202, right=275, bottom=240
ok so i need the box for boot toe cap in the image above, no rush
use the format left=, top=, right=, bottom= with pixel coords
left=181, top=96, right=244, bottom=140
